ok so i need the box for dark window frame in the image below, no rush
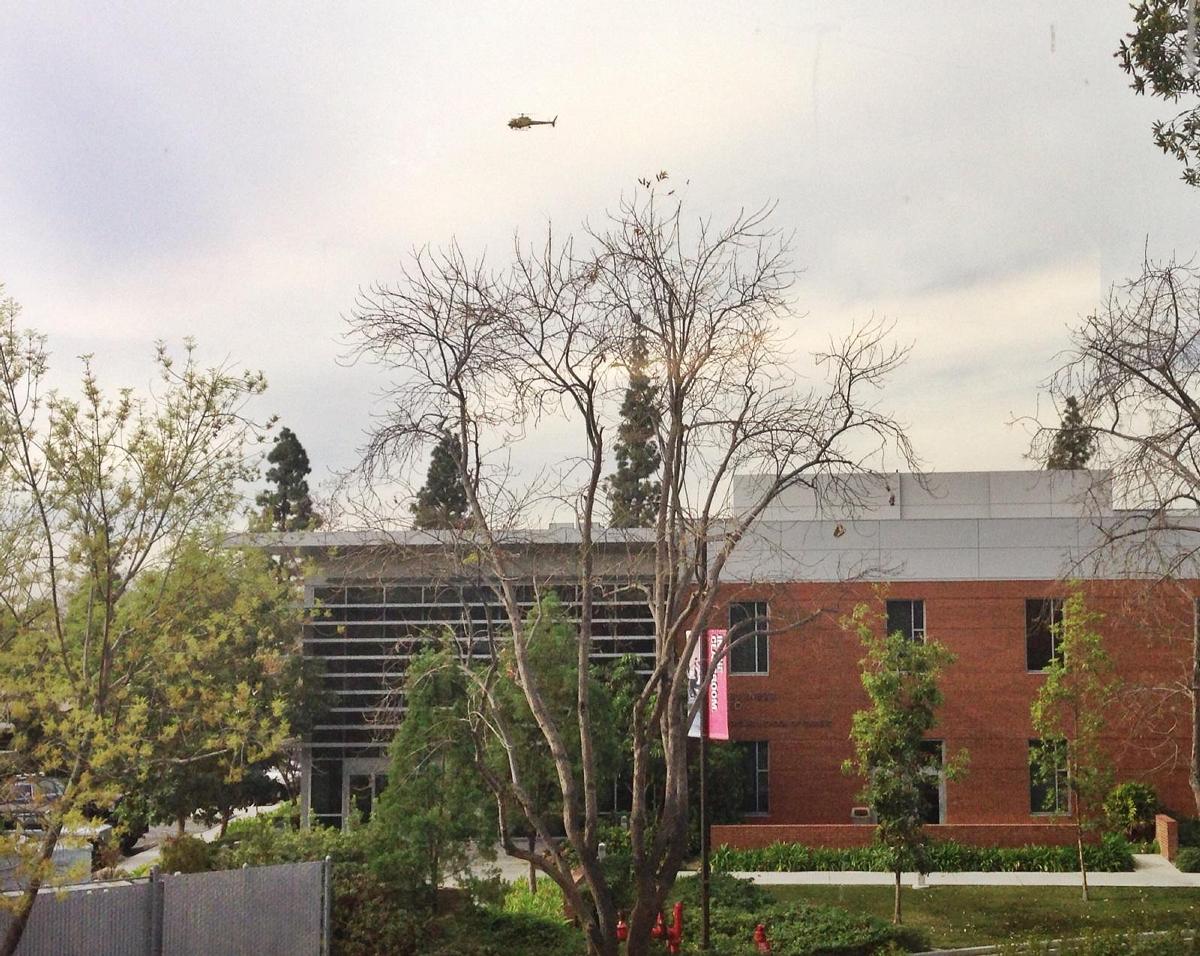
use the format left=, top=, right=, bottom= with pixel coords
left=886, top=599, right=926, bottom=642
left=737, top=740, right=770, bottom=815
left=1028, top=738, right=1070, bottom=815
left=1026, top=598, right=1064, bottom=673
left=918, top=739, right=945, bottom=824
left=729, top=601, right=769, bottom=675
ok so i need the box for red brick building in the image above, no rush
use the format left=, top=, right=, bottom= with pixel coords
left=712, top=470, right=1197, bottom=847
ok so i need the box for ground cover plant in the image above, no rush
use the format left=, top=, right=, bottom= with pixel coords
left=671, top=874, right=924, bottom=954
left=712, top=835, right=1135, bottom=874
left=764, top=885, right=1200, bottom=950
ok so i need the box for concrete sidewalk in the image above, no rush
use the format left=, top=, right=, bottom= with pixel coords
left=723, top=853, right=1200, bottom=888
left=120, top=803, right=284, bottom=873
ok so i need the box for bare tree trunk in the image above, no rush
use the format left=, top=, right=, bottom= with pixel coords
left=218, top=808, right=232, bottom=840
left=176, top=814, right=186, bottom=837
left=1077, top=827, right=1090, bottom=902
left=528, top=832, right=537, bottom=892
left=0, top=816, right=65, bottom=956
left=893, top=868, right=902, bottom=924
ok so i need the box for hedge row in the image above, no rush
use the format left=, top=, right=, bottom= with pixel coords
left=711, top=834, right=1134, bottom=873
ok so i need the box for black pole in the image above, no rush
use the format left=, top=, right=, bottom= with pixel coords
left=700, top=633, right=710, bottom=950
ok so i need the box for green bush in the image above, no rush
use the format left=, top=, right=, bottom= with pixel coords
left=671, top=872, right=772, bottom=911
left=670, top=874, right=921, bottom=955
left=1103, top=782, right=1159, bottom=840
left=1174, top=846, right=1200, bottom=872
left=159, top=835, right=215, bottom=874
left=1179, top=817, right=1200, bottom=848
left=501, top=878, right=568, bottom=921
left=687, top=899, right=921, bottom=955
left=712, top=835, right=1134, bottom=874
left=213, top=816, right=365, bottom=868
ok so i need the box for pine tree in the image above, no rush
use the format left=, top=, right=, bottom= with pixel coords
left=412, top=431, right=468, bottom=530
left=1046, top=396, right=1094, bottom=470
left=607, top=328, right=662, bottom=528
left=256, top=427, right=317, bottom=531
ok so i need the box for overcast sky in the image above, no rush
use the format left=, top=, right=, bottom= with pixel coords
left=1, top=2, right=1195, bottom=511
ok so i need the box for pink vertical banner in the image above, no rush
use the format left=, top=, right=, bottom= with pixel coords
left=706, top=628, right=729, bottom=740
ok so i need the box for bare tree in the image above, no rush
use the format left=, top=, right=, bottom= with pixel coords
left=347, top=190, right=914, bottom=956
left=1036, top=256, right=1200, bottom=814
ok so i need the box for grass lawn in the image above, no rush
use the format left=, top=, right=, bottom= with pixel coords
left=762, top=885, right=1200, bottom=949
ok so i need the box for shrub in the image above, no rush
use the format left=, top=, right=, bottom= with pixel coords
left=1179, top=817, right=1200, bottom=848
left=671, top=872, right=771, bottom=911
left=213, top=816, right=365, bottom=868
left=1103, top=782, right=1159, bottom=840
left=502, top=878, right=568, bottom=922
left=712, top=835, right=1134, bottom=874
left=1174, top=846, right=1200, bottom=872
left=159, top=835, right=214, bottom=874
left=696, top=900, right=922, bottom=955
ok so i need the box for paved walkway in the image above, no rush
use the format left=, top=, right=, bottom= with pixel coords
left=722, top=854, right=1200, bottom=888
left=120, top=804, right=283, bottom=873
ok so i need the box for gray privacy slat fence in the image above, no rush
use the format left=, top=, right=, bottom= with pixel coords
left=162, top=861, right=326, bottom=956
left=0, top=882, right=153, bottom=956
left=0, top=859, right=330, bottom=956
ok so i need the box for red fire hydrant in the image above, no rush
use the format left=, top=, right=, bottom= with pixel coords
left=665, top=901, right=684, bottom=954
left=753, top=922, right=772, bottom=953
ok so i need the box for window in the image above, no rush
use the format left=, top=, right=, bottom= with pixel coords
left=918, top=739, right=945, bottom=824
left=736, top=741, right=769, bottom=815
left=886, top=599, right=926, bottom=642
left=1029, top=739, right=1069, bottom=814
left=1026, top=598, right=1064, bottom=672
left=343, top=765, right=390, bottom=826
left=729, top=601, right=769, bottom=675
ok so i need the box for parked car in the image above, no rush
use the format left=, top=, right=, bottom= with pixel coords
left=0, top=775, right=64, bottom=830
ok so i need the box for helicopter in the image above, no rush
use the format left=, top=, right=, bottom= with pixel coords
left=508, top=113, right=557, bottom=130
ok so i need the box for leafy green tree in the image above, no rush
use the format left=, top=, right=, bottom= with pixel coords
left=0, top=292, right=276, bottom=956
left=117, top=540, right=306, bottom=838
left=369, top=644, right=495, bottom=914
left=256, top=426, right=318, bottom=531
left=1030, top=591, right=1120, bottom=902
left=606, top=327, right=661, bottom=528
left=843, top=604, right=966, bottom=925
left=1118, top=1, right=1200, bottom=186
left=483, top=595, right=624, bottom=891
left=1046, top=397, right=1094, bottom=470
left=411, top=431, right=469, bottom=530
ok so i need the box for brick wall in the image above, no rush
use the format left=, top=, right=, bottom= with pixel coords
left=711, top=823, right=1083, bottom=850
left=716, top=579, right=1196, bottom=829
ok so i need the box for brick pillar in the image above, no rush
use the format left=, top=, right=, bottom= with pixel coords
left=1156, top=814, right=1179, bottom=862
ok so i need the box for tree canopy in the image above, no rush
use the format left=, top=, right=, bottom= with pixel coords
left=347, top=188, right=914, bottom=956
left=606, top=326, right=662, bottom=528
left=411, top=431, right=469, bottom=530
left=257, top=426, right=318, bottom=531
left=1118, top=1, right=1200, bottom=186
left=842, top=602, right=965, bottom=925
left=1030, top=591, right=1119, bottom=902
left=1045, top=396, right=1094, bottom=470
left=0, top=290, right=278, bottom=956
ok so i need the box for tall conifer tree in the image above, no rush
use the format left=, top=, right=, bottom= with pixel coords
left=607, top=327, right=661, bottom=528
left=412, top=431, right=469, bottom=529
left=257, top=427, right=317, bottom=531
left=1046, top=396, right=1094, bottom=470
